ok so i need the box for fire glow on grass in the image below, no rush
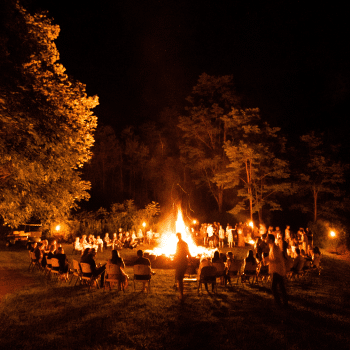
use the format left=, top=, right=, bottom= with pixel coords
left=146, top=208, right=212, bottom=258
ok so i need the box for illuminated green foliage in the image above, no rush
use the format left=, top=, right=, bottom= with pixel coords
left=0, top=1, right=98, bottom=226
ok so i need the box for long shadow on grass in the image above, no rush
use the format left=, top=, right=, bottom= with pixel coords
left=2, top=257, right=350, bottom=350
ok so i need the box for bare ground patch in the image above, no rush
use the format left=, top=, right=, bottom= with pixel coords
left=0, top=267, right=36, bottom=302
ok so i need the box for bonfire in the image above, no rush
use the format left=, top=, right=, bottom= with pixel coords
left=145, top=207, right=212, bottom=259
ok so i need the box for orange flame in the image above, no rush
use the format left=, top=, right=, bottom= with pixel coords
left=147, top=207, right=211, bottom=258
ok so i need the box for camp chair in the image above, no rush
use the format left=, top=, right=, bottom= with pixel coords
left=212, top=261, right=226, bottom=286
left=241, top=261, right=257, bottom=284
left=227, top=259, right=243, bottom=285
left=45, top=258, right=52, bottom=278
left=70, top=259, right=83, bottom=286
left=28, top=251, right=35, bottom=272
left=198, top=265, right=218, bottom=294
left=104, top=263, right=125, bottom=292
left=50, top=258, right=67, bottom=282
left=29, top=252, right=42, bottom=272
left=133, top=264, right=152, bottom=293
left=183, top=261, right=198, bottom=284
left=80, top=262, right=100, bottom=290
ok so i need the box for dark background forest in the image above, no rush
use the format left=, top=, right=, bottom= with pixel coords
left=1, top=0, right=350, bottom=246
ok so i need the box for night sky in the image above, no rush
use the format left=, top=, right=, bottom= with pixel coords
left=30, top=1, right=350, bottom=143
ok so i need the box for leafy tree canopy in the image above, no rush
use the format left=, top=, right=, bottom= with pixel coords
left=0, top=1, right=98, bottom=227
left=292, top=131, right=348, bottom=223
left=178, top=73, right=241, bottom=212
left=224, top=108, right=290, bottom=222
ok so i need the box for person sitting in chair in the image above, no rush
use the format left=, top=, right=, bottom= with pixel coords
left=104, top=233, right=113, bottom=250
left=52, top=247, right=69, bottom=280
left=291, top=248, right=305, bottom=273
left=46, top=244, right=56, bottom=269
left=197, top=255, right=213, bottom=291
left=33, top=242, right=43, bottom=264
left=107, top=250, right=129, bottom=290
left=95, top=235, right=104, bottom=252
left=212, top=250, right=225, bottom=286
left=134, top=249, right=151, bottom=267
left=80, top=248, right=106, bottom=287
left=134, top=250, right=154, bottom=292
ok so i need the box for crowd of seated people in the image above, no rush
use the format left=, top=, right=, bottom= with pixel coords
left=197, top=224, right=321, bottom=284
left=29, top=240, right=72, bottom=279
left=72, top=227, right=153, bottom=257
left=74, top=229, right=140, bottom=254
left=253, top=225, right=321, bottom=279
left=30, top=239, right=61, bottom=268
left=197, top=250, right=232, bottom=290
left=74, top=231, right=138, bottom=254
left=28, top=222, right=322, bottom=293
left=104, top=248, right=154, bottom=292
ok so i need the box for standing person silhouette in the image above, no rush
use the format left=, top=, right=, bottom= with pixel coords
left=263, top=234, right=288, bottom=308
left=174, top=233, right=191, bottom=302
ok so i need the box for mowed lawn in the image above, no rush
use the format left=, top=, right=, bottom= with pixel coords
left=0, top=242, right=350, bottom=350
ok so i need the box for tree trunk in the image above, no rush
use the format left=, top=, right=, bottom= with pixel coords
left=218, top=186, right=223, bottom=213
left=249, top=190, right=253, bottom=221
left=245, top=158, right=253, bottom=221
left=101, top=156, right=105, bottom=195
left=313, top=188, right=318, bottom=222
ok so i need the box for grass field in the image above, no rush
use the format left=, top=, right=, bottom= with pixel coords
left=0, top=243, right=349, bottom=350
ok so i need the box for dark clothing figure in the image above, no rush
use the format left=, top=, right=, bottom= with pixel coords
left=33, top=246, right=42, bottom=262
left=174, top=239, right=191, bottom=280
left=134, top=251, right=153, bottom=281
left=246, top=256, right=257, bottom=265
left=46, top=251, right=54, bottom=268
left=264, top=234, right=288, bottom=308
left=134, top=256, right=151, bottom=266
left=52, top=252, right=69, bottom=273
left=80, top=252, right=106, bottom=287
left=271, top=272, right=288, bottom=307
left=174, top=233, right=191, bottom=301
left=110, top=252, right=125, bottom=267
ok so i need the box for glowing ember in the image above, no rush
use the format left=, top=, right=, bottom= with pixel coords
left=147, top=208, right=212, bottom=258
